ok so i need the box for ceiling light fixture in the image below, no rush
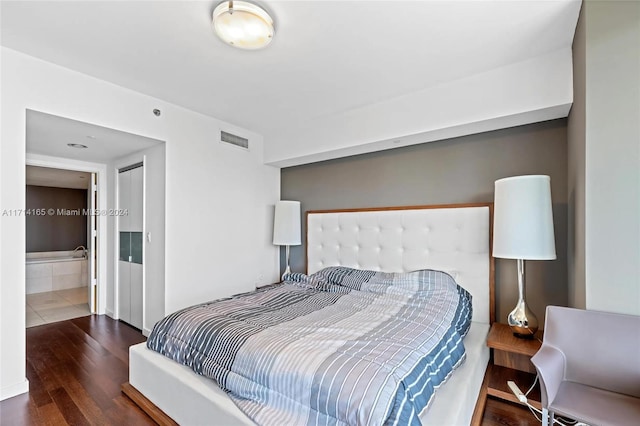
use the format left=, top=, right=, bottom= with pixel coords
left=67, top=143, right=88, bottom=149
left=212, top=1, right=274, bottom=50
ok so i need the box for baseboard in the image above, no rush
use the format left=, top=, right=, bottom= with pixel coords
left=106, top=309, right=116, bottom=319
left=1, top=378, right=29, bottom=401
left=143, top=328, right=152, bottom=337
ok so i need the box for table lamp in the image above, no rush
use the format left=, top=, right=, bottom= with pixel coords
left=493, top=175, right=556, bottom=338
left=273, top=200, right=301, bottom=279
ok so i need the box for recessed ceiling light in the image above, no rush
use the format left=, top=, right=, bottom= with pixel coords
left=67, top=143, right=88, bottom=149
left=212, top=1, right=274, bottom=50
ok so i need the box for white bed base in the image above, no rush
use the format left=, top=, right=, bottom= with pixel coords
left=129, top=322, right=488, bottom=426
left=128, top=203, right=494, bottom=425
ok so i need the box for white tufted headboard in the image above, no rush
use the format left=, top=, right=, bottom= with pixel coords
left=306, top=204, right=494, bottom=324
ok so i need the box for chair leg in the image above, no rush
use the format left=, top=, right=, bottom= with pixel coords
left=549, top=411, right=555, bottom=425
left=542, top=408, right=551, bottom=426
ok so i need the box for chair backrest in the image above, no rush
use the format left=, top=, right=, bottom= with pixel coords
left=544, top=306, right=640, bottom=397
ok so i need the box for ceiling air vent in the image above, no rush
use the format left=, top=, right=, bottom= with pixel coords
left=220, top=130, right=249, bottom=150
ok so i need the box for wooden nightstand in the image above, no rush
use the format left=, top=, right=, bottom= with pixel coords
left=485, top=322, right=543, bottom=409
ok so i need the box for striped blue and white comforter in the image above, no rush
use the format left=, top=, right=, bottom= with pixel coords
left=147, top=267, right=472, bottom=425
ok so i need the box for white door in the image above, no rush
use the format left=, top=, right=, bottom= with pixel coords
left=88, top=172, right=98, bottom=313
left=118, top=169, right=131, bottom=322
left=118, top=257, right=131, bottom=323
left=117, top=164, right=144, bottom=329
left=129, top=166, right=144, bottom=330
left=130, top=263, right=143, bottom=329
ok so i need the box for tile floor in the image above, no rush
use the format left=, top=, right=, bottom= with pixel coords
left=26, top=287, right=91, bottom=327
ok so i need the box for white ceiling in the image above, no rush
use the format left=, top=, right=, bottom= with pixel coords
left=26, top=166, right=91, bottom=189
left=2, top=1, right=580, bottom=162
left=26, top=110, right=164, bottom=163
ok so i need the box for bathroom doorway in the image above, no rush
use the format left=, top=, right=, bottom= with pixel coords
left=25, top=166, right=95, bottom=326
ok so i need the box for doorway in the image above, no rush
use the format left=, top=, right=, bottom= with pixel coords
left=25, top=165, right=96, bottom=326
left=25, top=109, right=166, bottom=334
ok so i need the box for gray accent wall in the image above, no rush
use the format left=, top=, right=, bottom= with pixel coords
left=26, top=185, right=88, bottom=252
left=281, top=119, right=568, bottom=324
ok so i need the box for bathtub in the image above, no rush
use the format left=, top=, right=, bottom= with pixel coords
left=26, top=251, right=88, bottom=294
left=27, top=254, right=86, bottom=263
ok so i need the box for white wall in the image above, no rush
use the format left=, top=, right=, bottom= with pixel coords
left=265, top=49, right=574, bottom=167
left=584, top=1, right=640, bottom=316
left=0, top=47, right=280, bottom=400
left=567, top=3, right=586, bottom=310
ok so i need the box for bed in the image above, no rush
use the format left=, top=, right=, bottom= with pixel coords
left=124, top=203, right=494, bottom=425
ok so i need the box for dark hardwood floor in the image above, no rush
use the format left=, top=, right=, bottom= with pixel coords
left=483, top=398, right=540, bottom=426
left=1, top=315, right=538, bottom=425
left=0, top=315, right=153, bottom=426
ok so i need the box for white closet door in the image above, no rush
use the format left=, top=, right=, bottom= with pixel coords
left=130, top=263, right=143, bottom=330
left=118, top=164, right=144, bottom=329
left=118, top=260, right=131, bottom=323
left=129, top=166, right=144, bottom=232
left=118, top=170, right=131, bottom=232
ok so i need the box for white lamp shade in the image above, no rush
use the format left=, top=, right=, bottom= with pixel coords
left=273, top=201, right=301, bottom=246
left=493, top=175, right=556, bottom=260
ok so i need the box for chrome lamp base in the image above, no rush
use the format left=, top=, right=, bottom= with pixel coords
left=508, top=300, right=539, bottom=338
left=281, top=264, right=291, bottom=281
left=509, top=259, right=539, bottom=338
left=281, top=245, right=292, bottom=281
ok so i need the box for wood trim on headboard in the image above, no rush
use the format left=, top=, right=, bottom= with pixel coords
left=305, top=202, right=495, bottom=324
